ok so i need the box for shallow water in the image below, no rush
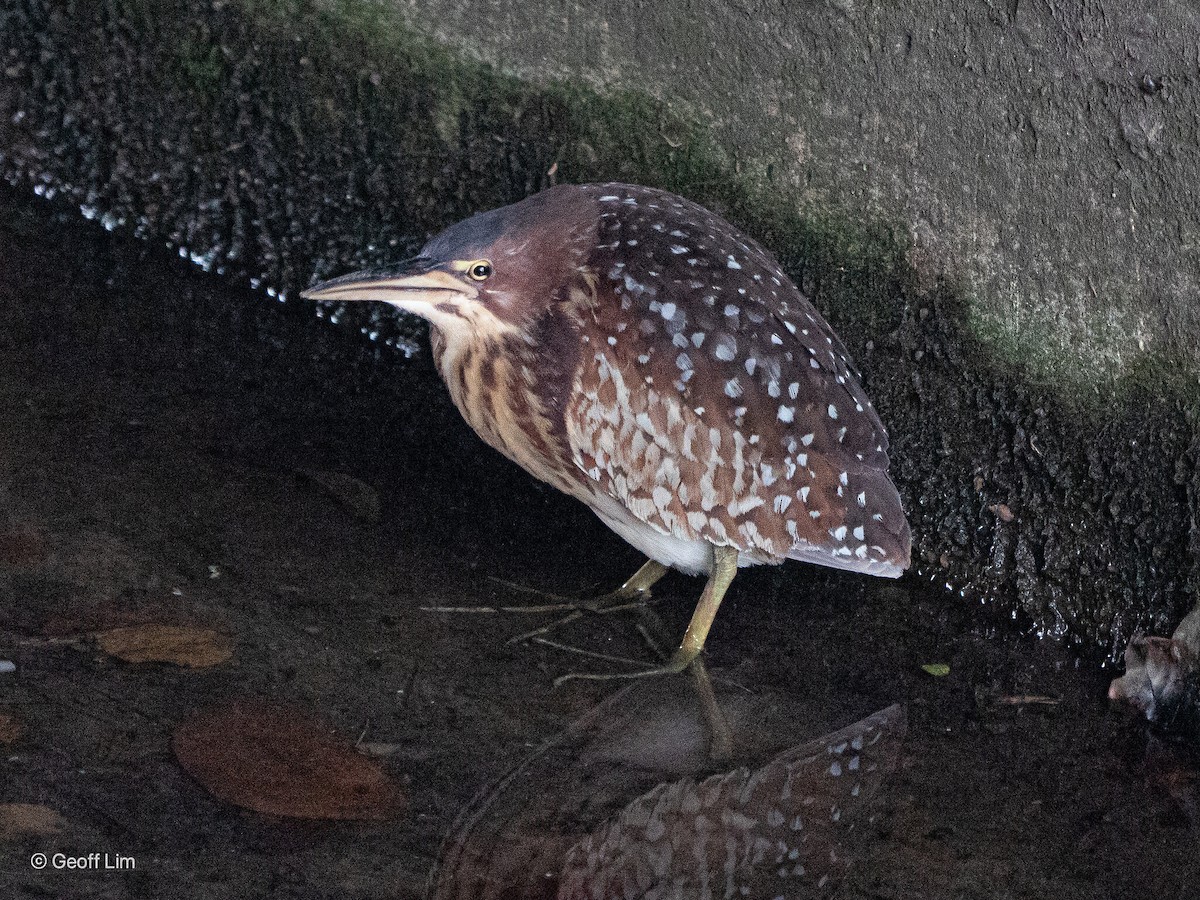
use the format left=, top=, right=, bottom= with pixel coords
left=0, top=185, right=1196, bottom=898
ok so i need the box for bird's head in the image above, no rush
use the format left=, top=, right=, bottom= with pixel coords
left=301, top=187, right=596, bottom=334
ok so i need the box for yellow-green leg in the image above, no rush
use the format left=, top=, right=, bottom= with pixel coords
left=612, top=558, right=670, bottom=600
left=688, top=655, right=735, bottom=762
left=554, top=545, right=739, bottom=685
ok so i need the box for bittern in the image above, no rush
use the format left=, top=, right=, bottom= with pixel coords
left=303, top=184, right=910, bottom=679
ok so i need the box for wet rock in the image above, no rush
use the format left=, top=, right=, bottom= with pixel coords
left=1109, top=605, right=1200, bottom=737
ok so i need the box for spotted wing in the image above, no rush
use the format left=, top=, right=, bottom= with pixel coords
left=565, top=184, right=910, bottom=574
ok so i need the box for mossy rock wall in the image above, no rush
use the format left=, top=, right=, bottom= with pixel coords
left=1, top=0, right=1198, bottom=657
left=399, top=0, right=1200, bottom=390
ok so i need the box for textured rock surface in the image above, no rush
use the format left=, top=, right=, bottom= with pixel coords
left=397, top=0, right=1200, bottom=387
left=1, top=0, right=1198, bottom=656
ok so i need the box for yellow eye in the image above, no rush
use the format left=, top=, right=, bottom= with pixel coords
left=468, top=260, right=493, bottom=281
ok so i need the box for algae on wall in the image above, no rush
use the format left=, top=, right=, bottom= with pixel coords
left=1, top=0, right=1198, bottom=657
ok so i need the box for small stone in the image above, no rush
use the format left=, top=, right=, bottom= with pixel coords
left=989, top=503, right=1015, bottom=522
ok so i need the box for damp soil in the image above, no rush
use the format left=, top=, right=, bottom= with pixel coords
left=0, top=186, right=1197, bottom=899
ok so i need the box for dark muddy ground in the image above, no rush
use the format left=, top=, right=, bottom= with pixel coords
left=0, top=183, right=1197, bottom=899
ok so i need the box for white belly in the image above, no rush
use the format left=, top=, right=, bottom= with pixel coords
left=586, top=492, right=770, bottom=576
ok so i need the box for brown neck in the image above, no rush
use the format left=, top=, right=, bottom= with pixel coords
left=430, top=311, right=586, bottom=499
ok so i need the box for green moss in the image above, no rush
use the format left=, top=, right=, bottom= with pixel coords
left=172, top=27, right=228, bottom=101
left=968, top=291, right=1200, bottom=407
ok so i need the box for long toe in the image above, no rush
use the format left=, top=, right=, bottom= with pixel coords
left=553, top=653, right=696, bottom=687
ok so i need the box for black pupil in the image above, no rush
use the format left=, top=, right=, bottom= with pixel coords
left=472, top=263, right=490, bottom=279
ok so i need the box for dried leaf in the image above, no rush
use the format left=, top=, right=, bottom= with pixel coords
left=0, top=804, right=66, bottom=839
left=95, top=624, right=232, bottom=668
left=173, top=700, right=403, bottom=820
left=0, top=711, right=22, bottom=744
left=921, top=663, right=951, bottom=677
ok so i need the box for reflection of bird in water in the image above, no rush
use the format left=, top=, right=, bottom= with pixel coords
left=556, top=705, right=904, bottom=899
left=428, top=676, right=905, bottom=899
left=304, top=184, right=910, bottom=680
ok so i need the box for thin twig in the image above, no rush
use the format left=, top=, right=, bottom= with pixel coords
left=529, top=636, right=650, bottom=667
left=507, top=610, right=584, bottom=644
left=1, top=635, right=84, bottom=648
left=997, top=695, right=1060, bottom=706
left=420, top=605, right=502, bottom=613
left=486, top=576, right=579, bottom=601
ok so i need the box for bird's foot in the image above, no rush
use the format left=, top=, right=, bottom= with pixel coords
left=418, top=582, right=652, bottom=617
left=421, top=583, right=657, bottom=645
left=551, top=645, right=699, bottom=687
left=489, top=557, right=667, bottom=609
left=503, top=591, right=658, bottom=646
left=425, top=559, right=670, bottom=645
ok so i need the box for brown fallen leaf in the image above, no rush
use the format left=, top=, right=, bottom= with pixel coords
left=0, top=803, right=66, bottom=839
left=0, top=711, right=22, bottom=745
left=95, top=624, right=233, bottom=668
left=173, top=700, right=404, bottom=820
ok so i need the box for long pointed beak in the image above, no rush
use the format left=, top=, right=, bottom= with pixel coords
left=300, top=258, right=464, bottom=304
